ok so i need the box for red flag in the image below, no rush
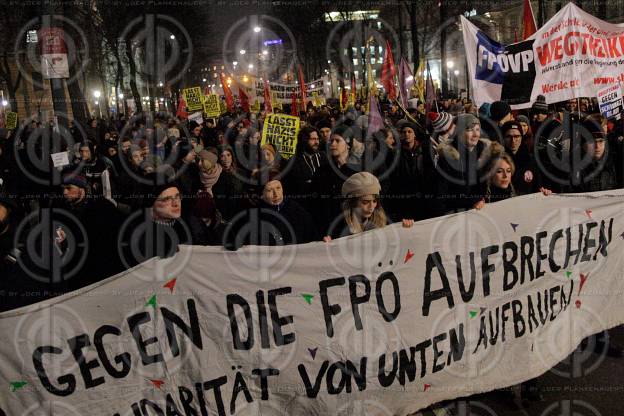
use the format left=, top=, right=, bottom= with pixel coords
left=298, top=64, right=307, bottom=110
left=381, top=40, right=397, bottom=100
left=176, top=94, right=188, bottom=119
left=339, top=78, right=348, bottom=111
left=522, top=0, right=537, bottom=39
left=238, top=87, right=250, bottom=113
left=291, top=91, right=298, bottom=116
left=220, top=73, right=235, bottom=112
left=263, top=80, right=272, bottom=113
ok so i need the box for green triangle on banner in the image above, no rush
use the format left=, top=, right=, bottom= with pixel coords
left=301, top=294, right=314, bottom=305
left=145, top=295, right=157, bottom=308
left=469, top=310, right=478, bottom=318
left=10, top=381, right=27, bottom=392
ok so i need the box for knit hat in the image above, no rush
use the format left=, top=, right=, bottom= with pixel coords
left=581, top=118, right=606, bottom=140
left=62, top=173, right=88, bottom=189
left=516, top=115, right=530, bottom=126
left=455, top=113, right=481, bottom=133
left=198, top=149, right=218, bottom=170
left=341, top=172, right=381, bottom=198
left=316, top=118, right=332, bottom=130
left=478, top=103, right=491, bottom=118
left=532, top=95, right=549, bottom=115
left=142, top=175, right=179, bottom=208
left=501, top=121, right=524, bottom=137
left=428, top=112, right=453, bottom=133
left=489, top=101, right=512, bottom=122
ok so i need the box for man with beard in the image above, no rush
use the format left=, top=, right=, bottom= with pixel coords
left=283, top=126, right=327, bottom=213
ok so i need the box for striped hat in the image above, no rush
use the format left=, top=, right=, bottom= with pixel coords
left=428, top=112, right=453, bottom=133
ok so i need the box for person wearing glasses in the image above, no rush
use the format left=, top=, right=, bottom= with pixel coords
left=119, top=177, right=192, bottom=268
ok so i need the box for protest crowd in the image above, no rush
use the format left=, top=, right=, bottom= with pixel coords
left=1, top=68, right=623, bottom=413
left=0, top=93, right=620, bottom=298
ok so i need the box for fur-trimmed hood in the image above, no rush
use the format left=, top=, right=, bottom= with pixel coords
left=437, top=138, right=505, bottom=170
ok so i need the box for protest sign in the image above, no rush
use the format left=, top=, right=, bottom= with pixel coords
left=50, top=151, right=70, bottom=168
left=5, top=112, right=17, bottom=129
left=272, top=91, right=283, bottom=111
left=462, top=3, right=624, bottom=108
left=597, top=84, right=623, bottom=119
left=188, top=111, right=203, bottom=125
left=38, top=28, right=69, bottom=79
left=261, top=113, right=300, bottom=159
left=203, top=94, right=221, bottom=118
left=251, top=99, right=261, bottom=112
left=252, top=78, right=326, bottom=104
left=182, top=87, right=204, bottom=112
left=1, top=190, right=624, bottom=415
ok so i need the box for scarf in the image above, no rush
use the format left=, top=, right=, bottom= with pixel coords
left=200, top=163, right=222, bottom=196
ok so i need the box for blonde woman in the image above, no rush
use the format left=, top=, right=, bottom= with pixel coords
left=323, top=172, right=413, bottom=241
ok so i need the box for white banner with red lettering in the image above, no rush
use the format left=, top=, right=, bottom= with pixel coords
left=1, top=190, right=624, bottom=415
left=462, top=3, right=624, bottom=109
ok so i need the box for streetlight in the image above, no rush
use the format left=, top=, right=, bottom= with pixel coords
left=118, top=93, right=124, bottom=99
left=1, top=100, right=7, bottom=107
left=93, top=90, right=101, bottom=98
left=170, top=34, right=175, bottom=40
left=454, top=70, right=460, bottom=75
left=262, top=50, right=268, bottom=55
left=253, top=26, right=261, bottom=33
left=158, top=82, right=163, bottom=87
left=233, top=61, right=238, bottom=66
left=447, top=60, right=454, bottom=68
left=248, top=64, right=254, bottom=69
left=202, top=78, right=207, bottom=82
left=240, top=49, right=246, bottom=55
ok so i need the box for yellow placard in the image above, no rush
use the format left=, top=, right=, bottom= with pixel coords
left=5, top=112, right=17, bottom=130
left=182, top=87, right=203, bottom=112
left=203, top=94, right=221, bottom=118
left=251, top=99, right=260, bottom=112
left=272, top=91, right=283, bottom=111
left=261, top=113, right=300, bottom=160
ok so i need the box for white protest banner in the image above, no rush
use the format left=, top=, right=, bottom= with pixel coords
left=252, top=78, right=326, bottom=104
left=38, top=28, right=69, bottom=79
left=188, top=111, right=203, bottom=125
left=261, top=113, right=300, bottom=159
left=597, top=83, right=623, bottom=119
left=1, top=191, right=624, bottom=415
left=462, top=3, right=624, bottom=108
left=50, top=151, right=70, bottom=168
